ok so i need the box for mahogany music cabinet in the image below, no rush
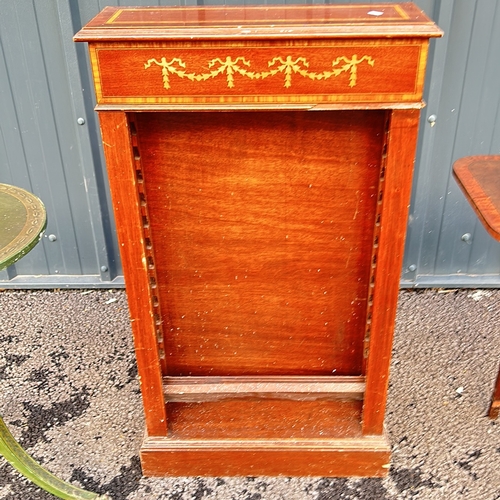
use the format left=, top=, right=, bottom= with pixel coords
left=75, top=3, right=441, bottom=477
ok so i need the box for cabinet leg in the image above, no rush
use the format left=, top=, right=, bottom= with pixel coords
left=488, top=367, right=500, bottom=419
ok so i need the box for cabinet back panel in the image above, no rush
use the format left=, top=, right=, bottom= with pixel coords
left=136, top=110, right=385, bottom=376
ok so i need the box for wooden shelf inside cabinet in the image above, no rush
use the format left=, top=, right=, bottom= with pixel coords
left=75, top=3, right=442, bottom=477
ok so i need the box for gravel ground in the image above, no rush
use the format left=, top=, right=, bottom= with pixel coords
left=0, top=288, right=499, bottom=499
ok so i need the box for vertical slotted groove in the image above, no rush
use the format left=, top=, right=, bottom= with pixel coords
left=362, top=112, right=390, bottom=369
left=128, top=113, right=167, bottom=372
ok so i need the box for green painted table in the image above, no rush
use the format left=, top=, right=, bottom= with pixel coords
left=0, top=183, right=46, bottom=269
left=0, top=183, right=109, bottom=499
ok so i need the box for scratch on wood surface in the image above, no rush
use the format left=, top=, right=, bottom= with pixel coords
left=353, top=190, right=361, bottom=220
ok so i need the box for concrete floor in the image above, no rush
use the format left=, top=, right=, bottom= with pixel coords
left=0, top=288, right=499, bottom=499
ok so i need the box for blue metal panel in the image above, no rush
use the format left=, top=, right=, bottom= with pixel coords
left=402, top=0, right=500, bottom=287
left=1, top=0, right=499, bottom=288
left=0, top=0, right=121, bottom=287
left=0, top=1, right=80, bottom=279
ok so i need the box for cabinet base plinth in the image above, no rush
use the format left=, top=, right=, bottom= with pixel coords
left=140, top=435, right=391, bottom=477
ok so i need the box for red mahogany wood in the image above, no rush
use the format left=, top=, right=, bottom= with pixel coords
left=75, top=4, right=441, bottom=110
left=140, top=435, right=391, bottom=477
left=73, top=3, right=442, bottom=41
left=76, top=3, right=441, bottom=477
left=452, top=156, right=500, bottom=419
left=490, top=373, right=500, bottom=419
left=87, top=39, right=428, bottom=108
left=362, top=108, right=421, bottom=435
left=488, top=370, right=500, bottom=419
left=167, top=400, right=363, bottom=439
left=98, top=112, right=168, bottom=436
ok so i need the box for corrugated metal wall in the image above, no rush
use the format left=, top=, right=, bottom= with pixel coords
left=402, top=0, right=500, bottom=286
left=0, top=0, right=120, bottom=287
left=0, top=0, right=499, bottom=288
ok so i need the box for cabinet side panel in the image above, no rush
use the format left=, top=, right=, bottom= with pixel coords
left=98, top=111, right=167, bottom=435
left=362, top=108, right=420, bottom=435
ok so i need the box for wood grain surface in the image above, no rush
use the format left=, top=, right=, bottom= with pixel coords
left=98, top=112, right=168, bottom=436
left=167, top=399, right=363, bottom=439
left=490, top=370, right=500, bottom=419
left=362, top=109, right=420, bottom=435
left=74, top=3, right=442, bottom=41
left=136, top=110, right=386, bottom=377
left=140, top=435, right=390, bottom=477
left=88, top=39, right=427, bottom=107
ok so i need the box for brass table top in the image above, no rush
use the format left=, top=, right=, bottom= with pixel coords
left=0, top=183, right=46, bottom=271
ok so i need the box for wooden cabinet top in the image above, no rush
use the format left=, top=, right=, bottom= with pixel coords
left=75, top=4, right=441, bottom=111
left=74, top=3, right=442, bottom=41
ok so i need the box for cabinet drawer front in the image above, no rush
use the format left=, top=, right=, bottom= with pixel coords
left=90, top=40, right=428, bottom=108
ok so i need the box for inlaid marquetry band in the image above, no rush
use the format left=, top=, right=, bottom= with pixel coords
left=145, top=54, right=374, bottom=90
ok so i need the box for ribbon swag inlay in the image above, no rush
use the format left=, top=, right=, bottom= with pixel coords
left=144, top=54, right=375, bottom=90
